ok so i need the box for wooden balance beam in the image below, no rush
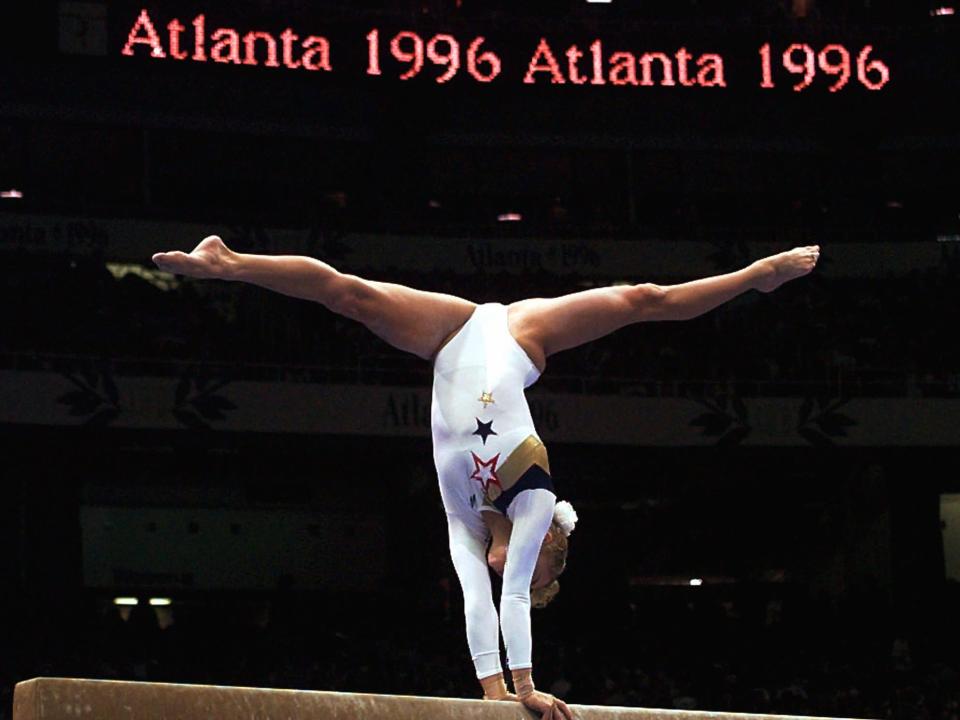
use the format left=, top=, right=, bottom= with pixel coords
left=13, top=677, right=861, bottom=720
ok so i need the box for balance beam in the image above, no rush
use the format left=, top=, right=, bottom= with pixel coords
left=13, top=677, right=859, bottom=720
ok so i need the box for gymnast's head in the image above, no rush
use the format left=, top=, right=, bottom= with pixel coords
left=489, top=500, right=578, bottom=609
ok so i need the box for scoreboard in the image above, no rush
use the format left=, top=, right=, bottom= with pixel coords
left=121, top=8, right=892, bottom=94
left=6, top=3, right=958, bottom=140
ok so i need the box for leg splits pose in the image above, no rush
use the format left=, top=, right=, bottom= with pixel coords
left=153, top=238, right=819, bottom=720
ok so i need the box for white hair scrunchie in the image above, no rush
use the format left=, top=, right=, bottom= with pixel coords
left=553, top=500, right=578, bottom=537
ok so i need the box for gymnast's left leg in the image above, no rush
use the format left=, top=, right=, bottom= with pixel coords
left=507, top=246, right=820, bottom=368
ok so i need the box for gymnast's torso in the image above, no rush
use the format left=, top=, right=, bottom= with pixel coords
left=431, top=303, right=552, bottom=537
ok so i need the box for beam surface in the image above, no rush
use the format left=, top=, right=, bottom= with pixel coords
left=13, top=677, right=860, bottom=720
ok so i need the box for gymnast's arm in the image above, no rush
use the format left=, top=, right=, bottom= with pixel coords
left=446, top=514, right=515, bottom=700
left=502, top=490, right=574, bottom=720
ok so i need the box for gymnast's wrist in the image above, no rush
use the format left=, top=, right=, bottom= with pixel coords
left=511, top=668, right=535, bottom=699
left=479, top=673, right=510, bottom=700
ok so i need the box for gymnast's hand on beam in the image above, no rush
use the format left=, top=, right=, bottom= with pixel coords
left=152, top=235, right=235, bottom=280
left=479, top=673, right=520, bottom=703
left=520, top=690, right=575, bottom=720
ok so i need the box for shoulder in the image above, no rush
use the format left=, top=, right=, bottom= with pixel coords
left=506, top=488, right=557, bottom=523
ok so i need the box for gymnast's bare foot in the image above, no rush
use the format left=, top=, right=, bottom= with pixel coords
left=752, top=245, right=820, bottom=293
left=152, top=235, right=235, bottom=280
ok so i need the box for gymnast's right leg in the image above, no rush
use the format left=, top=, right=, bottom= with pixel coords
left=152, top=235, right=476, bottom=360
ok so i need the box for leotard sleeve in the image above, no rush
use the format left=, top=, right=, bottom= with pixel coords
left=500, top=488, right=556, bottom=671
left=446, top=513, right=502, bottom=679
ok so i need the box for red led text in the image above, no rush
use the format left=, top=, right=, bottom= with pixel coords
left=119, top=10, right=892, bottom=95
left=366, top=29, right=501, bottom=83
left=121, top=8, right=332, bottom=71
left=759, top=43, right=890, bottom=92
left=523, top=38, right=727, bottom=87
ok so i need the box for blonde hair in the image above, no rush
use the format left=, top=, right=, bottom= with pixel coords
left=530, top=521, right=569, bottom=609
left=531, top=580, right=560, bottom=609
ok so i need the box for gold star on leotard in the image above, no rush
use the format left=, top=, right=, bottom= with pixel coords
left=478, top=391, right=495, bottom=408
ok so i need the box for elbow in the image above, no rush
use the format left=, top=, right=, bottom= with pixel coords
left=464, top=595, right=497, bottom=621
left=500, top=588, right=532, bottom=614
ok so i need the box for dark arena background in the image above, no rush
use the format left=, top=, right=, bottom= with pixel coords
left=2, top=1, right=960, bottom=719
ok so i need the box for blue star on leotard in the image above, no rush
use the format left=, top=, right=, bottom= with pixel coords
left=472, top=418, right=497, bottom=445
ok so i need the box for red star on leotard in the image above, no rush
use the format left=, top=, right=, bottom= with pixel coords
left=469, top=452, right=501, bottom=496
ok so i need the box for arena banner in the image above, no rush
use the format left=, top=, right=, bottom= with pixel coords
left=1, top=370, right=958, bottom=446
left=0, top=212, right=951, bottom=279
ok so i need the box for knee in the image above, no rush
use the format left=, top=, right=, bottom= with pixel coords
left=624, top=283, right=667, bottom=321
left=326, top=274, right=379, bottom=322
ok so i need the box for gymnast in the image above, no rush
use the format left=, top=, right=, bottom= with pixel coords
left=152, top=237, right=819, bottom=719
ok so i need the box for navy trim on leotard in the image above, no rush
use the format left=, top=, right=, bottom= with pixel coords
left=492, top=464, right=554, bottom=514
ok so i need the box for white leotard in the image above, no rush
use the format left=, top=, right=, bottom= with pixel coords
left=432, top=303, right=556, bottom=679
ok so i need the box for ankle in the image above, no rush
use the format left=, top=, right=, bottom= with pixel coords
left=220, top=250, right=242, bottom=281
left=748, top=258, right=775, bottom=293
